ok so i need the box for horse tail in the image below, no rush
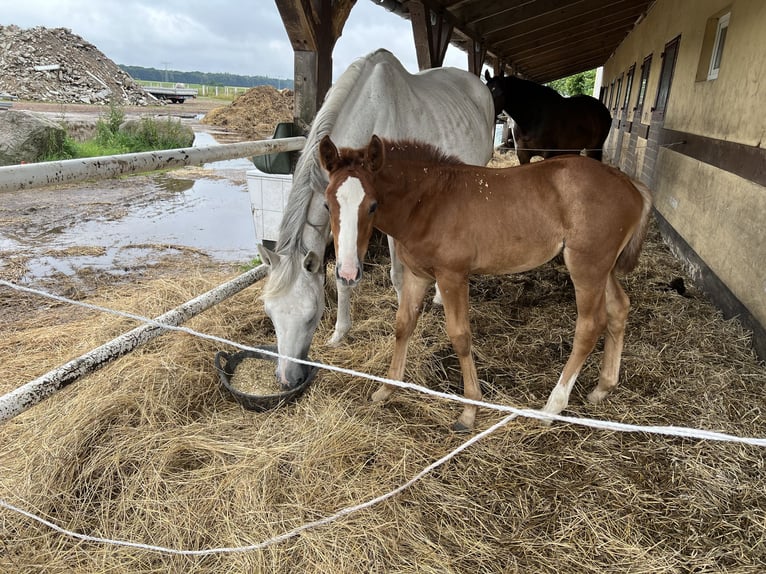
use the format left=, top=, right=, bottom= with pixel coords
left=616, top=179, right=653, bottom=274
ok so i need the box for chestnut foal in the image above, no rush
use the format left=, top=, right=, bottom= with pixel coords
left=320, top=135, right=652, bottom=431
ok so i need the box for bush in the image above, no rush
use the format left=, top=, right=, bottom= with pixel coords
left=42, top=102, right=195, bottom=161
left=118, top=117, right=195, bottom=151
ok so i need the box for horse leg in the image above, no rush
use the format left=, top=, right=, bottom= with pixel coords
left=516, top=148, right=532, bottom=165
left=389, top=235, right=443, bottom=306
left=587, top=271, right=630, bottom=404
left=327, top=281, right=352, bottom=347
left=511, top=126, right=531, bottom=164
left=542, top=279, right=607, bottom=421
left=387, top=235, right=403, bottom=304
left=371, top=266, right=432, bottom=403
left=437, top=273, right=482, bottom=432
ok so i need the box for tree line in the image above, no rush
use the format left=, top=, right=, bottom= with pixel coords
left=546, top=70, right=596, bottom=97
left=120, top=63, right=592, bottom=96
left=119, top=65, right=294, bottom=90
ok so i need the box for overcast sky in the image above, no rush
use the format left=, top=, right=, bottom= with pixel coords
left=3, top=0, right=469, bottom=80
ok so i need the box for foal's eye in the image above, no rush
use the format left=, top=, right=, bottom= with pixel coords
left=369, top=202, right=378, bottom=214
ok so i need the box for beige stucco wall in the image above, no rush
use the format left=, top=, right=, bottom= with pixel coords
left=605, top=0, right=766, bottom=144
left=654, top=151, right=765, bottom=326
left=603, top=0, right=766, bottom=337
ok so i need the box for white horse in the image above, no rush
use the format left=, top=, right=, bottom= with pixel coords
left=257, top=49, right=494, bottom=389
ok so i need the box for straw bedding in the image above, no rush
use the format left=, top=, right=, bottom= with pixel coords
left=1, top=167, right=765, bottom=572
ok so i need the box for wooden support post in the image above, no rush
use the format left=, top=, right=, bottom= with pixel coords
left=275, top=0, right=356, bottom=131
left=407, top=0, right=453, bottom=69
left=468, top=38, right=487, bottom=75
left=293, top=50, right=319, bottom=134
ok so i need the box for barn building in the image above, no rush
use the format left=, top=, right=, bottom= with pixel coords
left=600, top=0, right=765, bottom=359
left=275, top=0, right=765, bottom=359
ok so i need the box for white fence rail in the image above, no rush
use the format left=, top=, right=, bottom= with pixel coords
left=0, top=134, right=306, bottom=420
left=0, top=137, right=305, bottom=192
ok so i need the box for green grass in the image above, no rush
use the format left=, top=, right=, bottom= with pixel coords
left=241, top=256, right=263, bottom=271
left=42, top=102, right=193, bottom=161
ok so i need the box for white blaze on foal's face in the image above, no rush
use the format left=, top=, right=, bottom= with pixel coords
left=336, top=176, right=365, bottom=283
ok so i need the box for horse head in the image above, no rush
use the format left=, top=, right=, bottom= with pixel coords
left=484, top=69, right=506, bottom=118
left=257, top=243, right=325, bottom=390
left=319, top=134, right=385, bottom=288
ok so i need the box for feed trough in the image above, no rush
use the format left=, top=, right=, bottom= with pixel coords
left=214, top=345, right=317, bottom=411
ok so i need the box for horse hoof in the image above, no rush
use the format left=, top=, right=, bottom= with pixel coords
left=451, top=421, right=472, bottom=433
left=326, top=334, right=344, bottom=347
left=370, top=389, right=389, bottom=403
left=586, top=389, right=608, bottom=405
left=536, top=416, right=554, bottom=428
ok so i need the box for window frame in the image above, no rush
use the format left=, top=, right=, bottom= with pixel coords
left=622, top=64, right=635, bottom=112
left=707, top=12, right=730, bottom=80
left=613, top=74, right=623, bottom=114
left=634, top=54, right=652, bottom=116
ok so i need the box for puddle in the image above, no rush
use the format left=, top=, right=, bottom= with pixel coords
left=3, top=130, right=270, bottom=283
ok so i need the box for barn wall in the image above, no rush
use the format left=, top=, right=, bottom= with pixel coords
left=602, top=0, right=766, bottom=358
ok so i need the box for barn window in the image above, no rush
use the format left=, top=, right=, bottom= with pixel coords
left=635, top=54, right=652, bottom=115
left=622, top=64, right=635, bottom=111
left=613, top=74, right=623, bottom=113
left=707, top=12, right=729, bottom=79
left=697, top=9, right=731, bottom=81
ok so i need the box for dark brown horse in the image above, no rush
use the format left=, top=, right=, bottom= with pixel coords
left=320, top=135, right=652, bottom=431
left=484, top=70, right=612, bottom=164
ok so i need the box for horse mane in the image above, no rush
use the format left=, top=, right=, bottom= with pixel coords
left=377, top=138, right=464, bottom=166
left=490, top=74, right=561, bottom=131
left=263, top=50, right=392, bottom=298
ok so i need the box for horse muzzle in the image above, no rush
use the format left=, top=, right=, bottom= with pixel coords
left=277, top=358, right=311, bottom=391
left=335, top=263, right=362, bottom=287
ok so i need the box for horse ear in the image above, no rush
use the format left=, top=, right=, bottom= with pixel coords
left=303, top=250, right=323, bottom=274
left=484, top=69, right=491, bottom=82
left=257, top=243, right=279, bottom=268
left=367, top=135, right=385, bottom=172
left=318, top=135, right=339, bottom=172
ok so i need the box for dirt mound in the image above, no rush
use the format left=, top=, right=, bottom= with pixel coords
left=201, top=85, right=294, bottom=139
left=0, top=25, right=152, bottom=105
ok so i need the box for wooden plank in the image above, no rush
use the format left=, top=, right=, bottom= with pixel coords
left=275, top=0, right=357, bottom=126
left=467, top=38, right=486, bottom=75
left=275, top=0, right=319, bottom=51
left=409, top=0, right=453, bottom=69
left=293, top=50, right=319, bottom=132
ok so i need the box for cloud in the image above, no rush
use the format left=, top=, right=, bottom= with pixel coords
left=2, top=0, right=470, bottom=80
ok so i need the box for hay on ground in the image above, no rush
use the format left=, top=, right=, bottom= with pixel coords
left=1, top=205, right=765, bottom=573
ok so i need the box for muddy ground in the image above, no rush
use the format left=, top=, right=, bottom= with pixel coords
left=9, top=97, right=221, bottom=120
left=0, top=98, right=257, bottom=318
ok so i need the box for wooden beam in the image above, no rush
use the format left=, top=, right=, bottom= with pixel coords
left=275, top=0, right=319, bottom=51
left=467, top=38, right=487, bottom=75
left=275, top=0, right=356, bottom=129
left=407, top=0, right=453, bottom=69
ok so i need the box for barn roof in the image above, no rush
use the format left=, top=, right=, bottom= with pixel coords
left=377, top=0, right=656, bottom=83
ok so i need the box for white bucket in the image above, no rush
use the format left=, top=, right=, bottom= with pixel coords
left=246, top=169, right=292, bottom=247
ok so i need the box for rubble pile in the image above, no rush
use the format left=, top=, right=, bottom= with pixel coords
left=0, top=25, right=153, bottom=105
left=202, top=85, right=294, bottom=139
